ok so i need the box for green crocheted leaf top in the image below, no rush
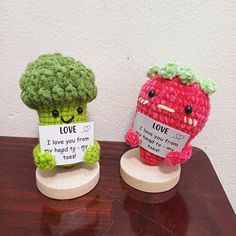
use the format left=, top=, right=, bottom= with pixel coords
left=20, top=53, right=97, bottom=110
left=147, top=62, right=216, bottom=95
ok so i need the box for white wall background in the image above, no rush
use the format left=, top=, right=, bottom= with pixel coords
left=0, top=0, right=235, bottom=212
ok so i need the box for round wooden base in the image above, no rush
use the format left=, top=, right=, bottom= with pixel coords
left=36, top=162, right=100, bottom=200
left=120, top=148, right=180, bottom=193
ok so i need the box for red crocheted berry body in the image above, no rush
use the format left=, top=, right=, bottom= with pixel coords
left=126, top=75, right=210, bottom=166
left=139, top=147, right=163, bottom=165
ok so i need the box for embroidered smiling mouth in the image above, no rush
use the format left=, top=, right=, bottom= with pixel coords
left=157, top=104, right=175, bottom=113
left=61, top=116, right=75, bottom=124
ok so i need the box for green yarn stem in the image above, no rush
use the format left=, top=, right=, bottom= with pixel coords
left=38, top=102, right=87, bottom=125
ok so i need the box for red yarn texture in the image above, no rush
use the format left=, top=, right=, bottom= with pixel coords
left=166, top=143, right=192, bottom=166
left=125, top=128, right=140, bottom=147
left=126, top=76, right=210, bottom=166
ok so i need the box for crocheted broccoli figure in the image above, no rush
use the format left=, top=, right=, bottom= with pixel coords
left=125, top=62, right=216, bottom=167
left=20, top=53, right=100, bottom=171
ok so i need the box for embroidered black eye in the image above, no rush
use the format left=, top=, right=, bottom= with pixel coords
left=148, top=90, right=155, bottom=98
left=77, top=107, right=83, bottom=114
left=185, top=106, right=193, bottom=114
left=52, top=109, right=59, bottom=117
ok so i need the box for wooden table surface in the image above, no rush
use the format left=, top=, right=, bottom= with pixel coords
left=0, top=137, right=235, bottom=236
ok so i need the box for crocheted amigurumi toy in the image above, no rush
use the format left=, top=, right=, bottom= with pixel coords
left=125, top=62, right=216, bottom=167
left=20, top=53, right=100, bottom=171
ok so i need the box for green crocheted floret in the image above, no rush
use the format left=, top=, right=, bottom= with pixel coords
left=20, top=53, right=97, bottom=109
left=147, top=62, right=216, bottom=95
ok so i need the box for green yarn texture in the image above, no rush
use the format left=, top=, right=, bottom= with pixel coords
left=198, top=77, right=216, bottom=95
left=83, top=141, right=100, bottom=164
left=147, top=62, right=216, bottom=95
left=20, top=53, right=97, bottom=109
left=33, top=101, right=100, bottom=171
left=38, top=102, right=87, bottom=126
left=146, top=64, right=160, bottom=78
left=178, top=66, right=197, bottom=85
left=33, top=144, right=56, bottom=171
left=159, top=62, right=178, bottom=80
left=20, top=53, right=100, bottom=171
left=33, top=141, right=100, bottom=171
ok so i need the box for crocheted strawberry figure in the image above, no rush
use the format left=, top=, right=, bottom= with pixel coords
left=125, top=62, right=216, bottom=167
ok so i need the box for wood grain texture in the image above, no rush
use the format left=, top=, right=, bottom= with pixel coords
left=120, top=148, right=180, bottom=192
left=0, top=136, right=235, bottom=236
left=36, top=162, right=100, bottom=200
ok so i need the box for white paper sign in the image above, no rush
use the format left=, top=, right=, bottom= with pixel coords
left=133, top=112, right=190, bottom=158
left=39, top=122, right=94, bottom=165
